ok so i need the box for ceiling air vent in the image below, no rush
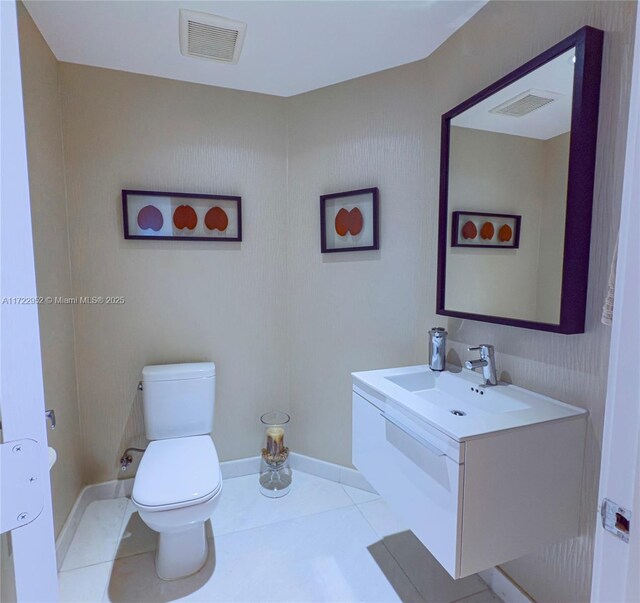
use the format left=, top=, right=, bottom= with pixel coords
left=489, top=89, right=562, bottom=118
left=179, top=9, right=247, bottom=64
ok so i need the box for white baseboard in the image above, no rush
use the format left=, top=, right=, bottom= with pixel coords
left=214, top=451, right=377, bottom=493
left=55, top=452, right=375, bottom=568
left=220, top=455, right=261, bottom=479
left=289, top=452, right=376, bottom=493
left=289, top=452, right=340, bottom=481
left=479, top=568, right=535, bottom=603
left=338, top=464, right=376, bottom=492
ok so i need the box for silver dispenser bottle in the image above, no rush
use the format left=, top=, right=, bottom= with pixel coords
left=428, top=327, right=447, bottom=371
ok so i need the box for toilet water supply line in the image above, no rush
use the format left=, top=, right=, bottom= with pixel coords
left=120, top=447, right=146, bottom=471
left=120, top=380, right=146, bottom=471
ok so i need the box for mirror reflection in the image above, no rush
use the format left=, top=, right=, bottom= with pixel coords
left=445, top=48, right=575, bottom=324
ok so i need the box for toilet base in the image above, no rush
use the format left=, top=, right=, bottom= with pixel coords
left=156, top=523, right=208, bottom=581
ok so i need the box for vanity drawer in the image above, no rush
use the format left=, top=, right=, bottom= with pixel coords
left=352, top=392, right=463, bottom=577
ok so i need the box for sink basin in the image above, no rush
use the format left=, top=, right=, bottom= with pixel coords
left=353, top=365, right=586, bottom=441
left=386, top=371, right=435, bottom=391
left=386, top=370, right=528, bottom=414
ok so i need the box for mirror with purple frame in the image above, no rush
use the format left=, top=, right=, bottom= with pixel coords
left=437, top=27, right=603, bottom=334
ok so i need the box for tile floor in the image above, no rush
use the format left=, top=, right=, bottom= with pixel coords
left=58, top=471, right=502, bottom=603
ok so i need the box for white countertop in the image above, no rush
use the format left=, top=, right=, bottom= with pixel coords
left=352, top=364, right=587, bottom=442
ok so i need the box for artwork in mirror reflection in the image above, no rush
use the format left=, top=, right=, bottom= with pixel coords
left=445, top=48, right=575, bottom=325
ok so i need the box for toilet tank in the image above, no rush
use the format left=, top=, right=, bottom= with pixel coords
left=141, top=362, right=215, bottom=440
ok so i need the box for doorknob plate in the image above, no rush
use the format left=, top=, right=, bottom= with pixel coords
left=0, top=438, right=44, bottom=534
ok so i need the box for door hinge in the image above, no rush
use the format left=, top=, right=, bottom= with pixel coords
left=601, top=498, right=631, bottom=543
left=0, top=438, right=44, bottom=534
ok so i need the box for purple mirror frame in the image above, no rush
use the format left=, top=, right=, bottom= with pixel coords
left=437, top=26, right=604, bottom=334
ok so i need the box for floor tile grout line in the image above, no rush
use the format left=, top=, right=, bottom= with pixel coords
left=61, top=483, right=491, bottom=603
left=340, top=483, right=370, bottom=505
left=62, top=505, right=380, bottom=603
left=59, top=498, right=130, bottom=573
left=60, top=510, right=158, bottom=574
left=110, top=499, right=141, bottom=567
left=353, top=501, right=491, bottom=603
left=210, top=498, right=358, bottom=539
left=115, top=499, right=135, bottom=542
left=67, top=504, right=410, bottom=603
left=449, top=583, right=494, bottom=603
left=57, top=485, right=499, bottom=603
left=340, top=483, right=381, bottom=505
left=58, top=479, right=379, bottom=578
left=351, top=502, right=428, bottom=603
left=198, top=472, right=369, bottom=538
left=59, top=557, right=116, bottom=574
left=60, top=543, right=157, bottom=575
left=61, top=497, right=361, bottom=574
left=450, top=591, right=498, bottom=603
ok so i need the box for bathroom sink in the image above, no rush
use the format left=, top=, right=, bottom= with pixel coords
left=386, top=370, right=528, bottom=414
left=353, top=365, right=586, bottom=441
left=352, top=364, right=588, bottom=579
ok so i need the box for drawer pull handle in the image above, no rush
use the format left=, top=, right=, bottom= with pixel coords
left=380, top=412, right=446, bottom=457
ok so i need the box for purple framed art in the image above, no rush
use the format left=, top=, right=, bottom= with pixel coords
left=320, top=188, right=379, bottom=253
left=122, top=190, right=242, bottom=242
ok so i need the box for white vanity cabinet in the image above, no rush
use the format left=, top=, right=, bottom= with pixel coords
left=352, top=369, right=587, bottom=579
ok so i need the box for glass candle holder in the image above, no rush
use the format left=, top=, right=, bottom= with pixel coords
left=259, top=411, right=292, bottom=498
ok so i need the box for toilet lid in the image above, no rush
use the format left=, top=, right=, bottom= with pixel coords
left=132, top=435, right=221, bottom=510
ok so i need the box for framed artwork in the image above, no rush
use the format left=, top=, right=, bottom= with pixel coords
left=122, top=190, right=242, bottom=241
left=451, top=211, right=521, bottom=249
left=320, top=187, right=379, bottom=253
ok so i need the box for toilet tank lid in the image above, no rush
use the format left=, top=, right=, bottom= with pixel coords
left=142, top=362, right=215, bottom=381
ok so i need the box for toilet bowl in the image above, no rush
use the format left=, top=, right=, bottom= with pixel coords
left=132, top=434, right=222, bottom=580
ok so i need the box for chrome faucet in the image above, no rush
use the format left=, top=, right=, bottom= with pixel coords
left=465, top=344, right=498, bottom=386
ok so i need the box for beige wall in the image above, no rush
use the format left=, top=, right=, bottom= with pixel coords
left=58, top=64, right=289, bottom=482
left=17, top=3, right=84, bottom=538
left=287, top=2, right=635, bottom=602
left=0, top=532, right=16, bottom=603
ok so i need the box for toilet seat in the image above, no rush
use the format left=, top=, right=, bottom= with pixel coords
left=132, top=435, right=221, bottom=512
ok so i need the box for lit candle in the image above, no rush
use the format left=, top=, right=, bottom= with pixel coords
left=266, top=426, right=285, bottom=457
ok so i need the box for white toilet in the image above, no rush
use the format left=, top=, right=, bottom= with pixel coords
left=132, top=362, right=222, bottom=581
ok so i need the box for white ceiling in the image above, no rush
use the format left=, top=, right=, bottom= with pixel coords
left=452, top=48, right=575, bottom=140
left=24, top=0, right=486, bottom=97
